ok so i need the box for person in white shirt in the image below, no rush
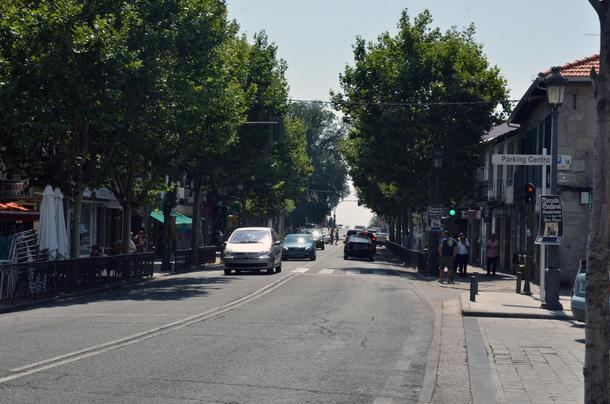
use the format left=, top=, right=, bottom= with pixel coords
left=456, top=232, right=470, bottom=277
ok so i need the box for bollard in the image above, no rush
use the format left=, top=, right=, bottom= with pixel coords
left=474, top=273, right=479, bottom=295
left=470, top=276, right=477, bottom=302
left=516, top=272, right=522, bottom=294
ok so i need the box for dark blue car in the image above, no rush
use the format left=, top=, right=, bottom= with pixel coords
left=282, top=234, right=316, bottom=261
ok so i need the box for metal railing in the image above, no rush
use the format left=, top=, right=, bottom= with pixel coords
left=0, top=253, right=154, bottom=304
left=173, top=246, right=217, bottom=272
left=385, top=241, right=428, bottom=273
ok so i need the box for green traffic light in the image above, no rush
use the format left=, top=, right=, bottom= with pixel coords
left=449, top=209, right=456, bottom=216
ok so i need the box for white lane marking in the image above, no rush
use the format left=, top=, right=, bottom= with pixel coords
left=3, top=273, right=299, bottom=384
left=319, top=269, right=334, bottom=275
left=291, top=268, right=309, bottom=273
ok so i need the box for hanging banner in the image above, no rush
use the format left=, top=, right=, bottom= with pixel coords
left=428, top=206, right=444, bottom=232
left=535, top=195, right=563, bottom=245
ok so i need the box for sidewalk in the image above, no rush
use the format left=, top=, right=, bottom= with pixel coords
left=411, top=263, right=583, bottom=404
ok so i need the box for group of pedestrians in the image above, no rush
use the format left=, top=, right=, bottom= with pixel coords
left=437, top=231, right=500, bottom=284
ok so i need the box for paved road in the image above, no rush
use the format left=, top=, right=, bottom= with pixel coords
left=0, top=244, right=436, bottom=403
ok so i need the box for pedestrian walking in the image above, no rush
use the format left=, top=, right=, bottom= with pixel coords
left=133, top=230, right=146, bottom=253
left=437, top=231, right=457, bottom=284
left=456, top=232, right=470, bottom=276
left=486, top=233, right=499, bottom=276
left=334, top=229, right=339, bottom=245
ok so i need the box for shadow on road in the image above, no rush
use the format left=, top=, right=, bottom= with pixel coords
left=4, top=273, right=236, bottom=312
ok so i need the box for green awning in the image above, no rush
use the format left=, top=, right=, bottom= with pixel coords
left=150, top=210, right=192, bottom=225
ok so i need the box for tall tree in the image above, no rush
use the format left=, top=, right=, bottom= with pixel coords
left=585, top=2, right=610, bottom=402
left=332, top=9, right=509, bottom=217
left=0, top=0, right=143, bottom=256
left=287, top=102, right=349, bottom=227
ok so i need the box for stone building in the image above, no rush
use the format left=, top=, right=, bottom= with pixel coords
left=475, top=54, right=598, bottom=284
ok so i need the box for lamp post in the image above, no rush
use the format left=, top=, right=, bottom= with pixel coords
left=428, top=150, right=444, bottom=276
left=542, top=66, right=566, bottom=309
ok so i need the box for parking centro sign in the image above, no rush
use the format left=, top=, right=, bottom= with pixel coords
left=491, top=154, right=552, bottom=165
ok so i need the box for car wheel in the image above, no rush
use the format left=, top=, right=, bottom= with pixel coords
left=224, top=268, right=231, bottom=275
left=321, top=244, right=325, bottom=250
left=282, top=256, right=287, bottom=261
left=310, top=255, right=316, bottom=261
left=344, top=255, right=348, bottom=260
left=276, top=262, right=282, bottom=273
left=267, top=267, right=275, bottom=274
left=370, top=257, right=375, bottom=262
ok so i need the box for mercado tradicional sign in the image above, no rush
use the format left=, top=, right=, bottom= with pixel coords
left=428, top=206, right=444, bottom=232
left=535, top=195, right=563, bottom=245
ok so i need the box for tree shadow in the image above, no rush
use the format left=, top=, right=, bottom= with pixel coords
left=5, top=273, right=236, bottom=312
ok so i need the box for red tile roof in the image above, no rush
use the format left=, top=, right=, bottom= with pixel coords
left=539, top=54, right=600, bottom=78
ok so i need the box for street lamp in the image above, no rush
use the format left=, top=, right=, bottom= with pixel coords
left=541, top=66, right=566, bottom=309
left=428, top=149, right=444, bottom=277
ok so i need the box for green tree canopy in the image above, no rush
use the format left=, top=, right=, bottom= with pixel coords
left=332, top=9, right=509, bottom=215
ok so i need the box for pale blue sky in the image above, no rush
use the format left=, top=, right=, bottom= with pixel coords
left=226, top=0, right=599, bottom=227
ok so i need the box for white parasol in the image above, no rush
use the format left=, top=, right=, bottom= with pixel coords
left=54, top=188, right=69, bottom=260
left=38, top=185, right=58, bottom=259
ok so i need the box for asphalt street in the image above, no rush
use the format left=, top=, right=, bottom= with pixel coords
left=0, top=244, right=436, bottom=403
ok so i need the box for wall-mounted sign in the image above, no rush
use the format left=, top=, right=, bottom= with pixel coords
left=535, top=195, right=563, bottom=245
left=557, top=155, right=572, bottom=171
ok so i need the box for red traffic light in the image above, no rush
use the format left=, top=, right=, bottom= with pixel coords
left=525, top=183, right=536, bottom=204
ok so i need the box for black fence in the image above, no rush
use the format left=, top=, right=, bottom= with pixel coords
left=385, top=241, right=429, bottom=274
left=173, top=246, right=217, bottom=272
left=0, top=253, right=155, bottom=304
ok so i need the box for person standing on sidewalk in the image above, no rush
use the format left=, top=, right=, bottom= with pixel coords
left=438, top=231, right=457, bottom=284
left=486, top=233, right=499, bottom=276
left=456, top=232, right=469, bottom=277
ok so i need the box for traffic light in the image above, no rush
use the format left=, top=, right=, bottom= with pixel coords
left=525, top=183, right=536, bottom=205
left=449, top=208, right=456, bottom=217
left=448, top=202, right=457, bottom=217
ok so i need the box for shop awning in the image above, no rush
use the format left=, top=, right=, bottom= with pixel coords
left=0, top=202, right=39, bottom=219
left=150, top=210, right=192, bottom=225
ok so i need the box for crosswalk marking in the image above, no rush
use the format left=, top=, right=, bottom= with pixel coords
left=319, top=269, right=334, bottom=274
left=291, top=268, right=309, bottom=273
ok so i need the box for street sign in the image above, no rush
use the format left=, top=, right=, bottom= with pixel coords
left=428, top=206, right=444, bottom=232
left=535, top=195, right=563, bottom=245
left=491, top=154, right=552, bottom=165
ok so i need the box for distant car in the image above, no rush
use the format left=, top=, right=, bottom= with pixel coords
left=343, top=229, right=359, bottom=243
left=282, top=234, right=316, bottom=261
left=303, top=228, right=325, bottom=250
left=375, top=232, right=389, bottom=245
left=222, top=227, right=283, bottom=275
left=344, top=233, right=375, bottom=261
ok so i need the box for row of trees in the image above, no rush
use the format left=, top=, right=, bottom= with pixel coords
left=0, top=0, right=345, bottom=259
left=332, top=9, right=509, bottom=221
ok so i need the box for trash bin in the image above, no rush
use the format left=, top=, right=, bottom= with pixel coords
left=542, top=267, right=563, bottom=310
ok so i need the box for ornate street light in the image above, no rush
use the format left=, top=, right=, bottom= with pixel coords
left=545, top=66, right=567, bottom=110
left=541, top=66, right=566, bottom=310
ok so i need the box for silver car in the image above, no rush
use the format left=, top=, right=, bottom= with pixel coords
left=222, top=227, right=283, bottom=275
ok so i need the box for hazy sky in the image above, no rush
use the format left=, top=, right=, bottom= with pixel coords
left=226, top=0, right=599, bottom=228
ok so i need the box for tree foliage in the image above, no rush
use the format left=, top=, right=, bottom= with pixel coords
left=332, top=9, right=509, bottom=215
left=287, top=102, right=349, bottom=227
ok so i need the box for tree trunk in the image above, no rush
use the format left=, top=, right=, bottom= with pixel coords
left=586, top=2, right=610, bottom=402
left=191, top=178, right=202, bottom=268
left=70, top=181, right=84, bottom=258
left=122, top=205, right=132, bottom=254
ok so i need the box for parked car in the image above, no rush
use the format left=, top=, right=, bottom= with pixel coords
left=303, top=228, right=325, bottom=250
left=222, top=227, right=283, bottom=275
left=282, top=234, right=316, bottom=261
left=344, top=233, right=375, bottom=261
left=569, top=260, right=604, bottom=322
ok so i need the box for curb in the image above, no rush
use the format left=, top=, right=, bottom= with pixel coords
left=459, top=292, right=573, bottom=320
